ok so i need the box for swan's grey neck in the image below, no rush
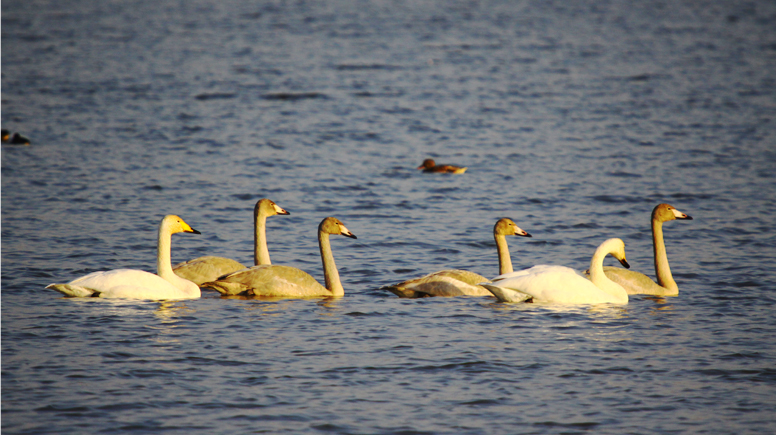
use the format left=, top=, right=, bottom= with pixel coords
left=652, top=219, right=678, bottom=292
left=254, top=213, right=271, bottom=266
left=318, top=231, right=344, bottom=296
left=588, top=242, right=628, bottom=302
left=494, top=234, right=513, bottom=275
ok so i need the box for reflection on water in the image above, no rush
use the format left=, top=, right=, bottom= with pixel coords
left=153, top=301, right=196, bottom=322
left=150, top=302, right=196, bottom=346
left=585, top=304, right=630, bottom=319
left=316, top=298, right=343, bottom=314
left=222, top=296, right=344, bottom=316
left=646, top=296, right=674, bottom=311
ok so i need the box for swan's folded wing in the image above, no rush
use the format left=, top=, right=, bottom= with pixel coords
left=382, top=269, right=492, bottom=298
left=173, top=256, right=246, bottom=285
left=201, top=279, right=249, bottom=295
left=406, top=276, right=491, bottom=297
left=62, top=269, right=169, bottom=292
left=46, top=283, right=97, bottom=297
left=481, top=284, right=533, bottom=303
left=382, top=285, right=427, bottom=298
left=491, top=265, right=570, bottom=282
left=430, top=269, right=489, bottom=286
left=600, top=266, right=676, bottom=296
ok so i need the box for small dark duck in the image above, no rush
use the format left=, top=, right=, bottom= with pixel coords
left=417, top=158, right=467, bottom=174
left=2, top=129, right=31, bottom=145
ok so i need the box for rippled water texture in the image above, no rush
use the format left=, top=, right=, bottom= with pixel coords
left=3, top=0, right=776, bottom=433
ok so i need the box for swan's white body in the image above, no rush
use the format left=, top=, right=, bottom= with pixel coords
left=173, top=199, right=289, bottom=285
left=48, top=269, right=197, bottom=300
left=483, top=238, right=631, bottom=305
left=598, top=204, right=692, bottom=296
left=47, top=215, right=202, bottom=300
left=384, top=218, right=531, bottom=298
left=203, top=217, right=356, bottom=298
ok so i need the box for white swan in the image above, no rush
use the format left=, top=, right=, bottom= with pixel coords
left=47, top=215, right=202, bottom=300
left=596, top=203, right=692, bottom=296
left=383, top=218, right=531, bottom=298
left=173, top=198, right=289, bottom=285
left=202, top=217, right=356, bottom=298
left=482, top=238, right=631, bottom=304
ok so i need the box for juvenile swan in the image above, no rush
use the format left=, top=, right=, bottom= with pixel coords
left=598, top=203, right=692, bottom=296
left=383, top=218, right=531, bottom=298
left=47, top=215, right=202, bottom=300
left=173, top=198, right=289, bottom=285
left=202, top=217, right=356, bottom=298
left=483, top=238, right=631, bottom=304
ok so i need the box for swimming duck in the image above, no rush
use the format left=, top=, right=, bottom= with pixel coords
left=417, top=158, right=467, bottom=174
left=1, top=130, right=31, bottom=145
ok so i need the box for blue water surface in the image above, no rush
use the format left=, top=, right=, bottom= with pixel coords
left=3, top=1, right=776, bottom=433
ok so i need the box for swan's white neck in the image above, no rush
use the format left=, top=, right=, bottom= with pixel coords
left=588, top=243, right=628, bottom=303
left=254, top=213, right=271, bottom=266
left=494, top=234, right=514, bottom=275
left=318, top=231, right=344, bottom=296
left=156, top=222, right=199, bottom=296
left=652, top=219, right=678, bottom=292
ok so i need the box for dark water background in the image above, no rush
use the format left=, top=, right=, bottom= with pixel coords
left=3, top=0, right=776, bottom=433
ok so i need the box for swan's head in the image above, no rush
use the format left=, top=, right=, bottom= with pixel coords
left=417, top=159, right=436, bottom=170
left=162, top=215, right=201, bottom=235
left=603, top=238, right=630, bottom=269
left=319, top=217, right=357, bottom=239
left=255, top=198, right=290, bottom=218
left=653, top=203, right=693, bottom=222
left=494, top=217, right=532, bottom=238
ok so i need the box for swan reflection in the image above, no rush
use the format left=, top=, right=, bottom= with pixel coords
left=153, top=300, right=195, bottom=322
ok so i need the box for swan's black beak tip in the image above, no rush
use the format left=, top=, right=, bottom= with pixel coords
left=620, top=259, right=630, bottom=269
